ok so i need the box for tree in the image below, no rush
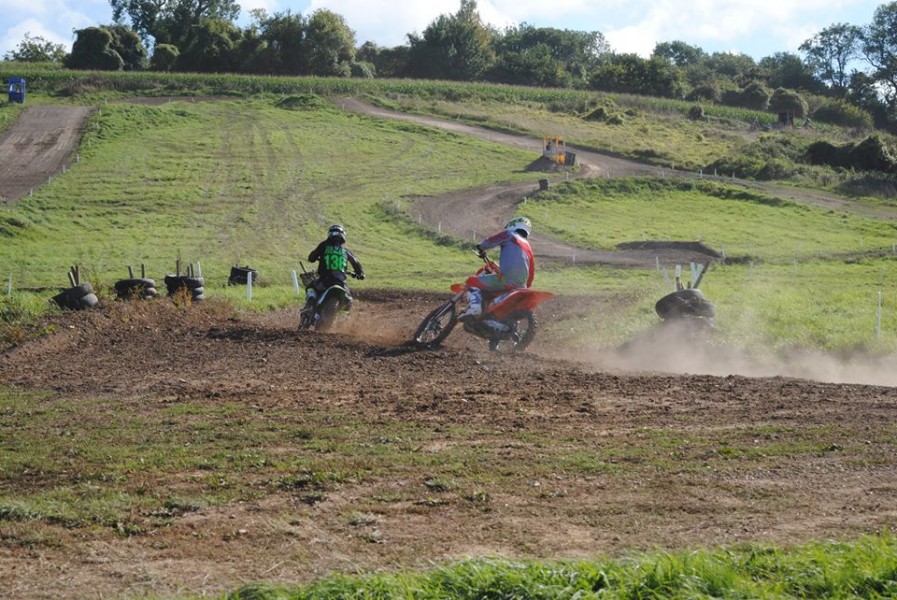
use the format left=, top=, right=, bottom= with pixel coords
left=301, top=9, right=356, bottom=76
left=652, top=40, right=705, bottom=67
left=105, top=24, right=148, bottom=70
left=589, top=53, right=684, bottom=98
left=252, top=9, right=306, bottom=75
left=490, top=24, right=609, bottom=87
left=406, top=0, right=495, bottom=81
left=489, top=42, right=565, bottom=87
left=109, top=0, right=240, bottom=49
left=861, top=1, right=897, bottom=110
left=3, top=32, right=66, bottom=62
left=758, top=52, right=822, bottom=93
left=64, top=25, right=146, bottom=71
left=150, top=43, right=179, bottom=70
left=66, top=27, right=125, bottom=70
left=847, top=71, right=890, bottom=128
left=800, top=23, right=861, bottom=93
left=356, top=42, right=410, bottom=78
left=176, top=18, right=242, bottom=72
left=704, top=51, right=757, bottom=85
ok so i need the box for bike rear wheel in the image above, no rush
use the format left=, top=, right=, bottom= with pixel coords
left=490, top=310, right=537, bottom=352
left=413, top=302, right=457, bottom=347
left=314, top=296, right=341, bottom=331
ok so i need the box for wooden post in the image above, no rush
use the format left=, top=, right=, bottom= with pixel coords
left=128, top=265, right=134, bottom=279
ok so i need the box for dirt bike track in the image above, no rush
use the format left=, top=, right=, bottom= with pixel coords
left=0, top=105, right=92, bottom=205
left=1, top=101, right=896, bottom=599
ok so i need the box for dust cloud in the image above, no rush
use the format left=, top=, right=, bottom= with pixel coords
left=559, top=321, right=897, bottom=387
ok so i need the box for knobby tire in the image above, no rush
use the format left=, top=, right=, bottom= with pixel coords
left=413, top=302, right=457, bottom=347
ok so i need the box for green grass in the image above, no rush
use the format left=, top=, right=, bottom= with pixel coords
left=519, top=178, right=897, bottom=352
left=0, top=97, right=535, bottom=290
left=225, top=533, right=897, bottom=599
left=521, top=178, right=897, bottom=262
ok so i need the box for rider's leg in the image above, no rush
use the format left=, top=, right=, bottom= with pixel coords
left=459, top=274, right=502, bottom=320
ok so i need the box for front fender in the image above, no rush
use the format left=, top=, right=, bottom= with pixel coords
left=318, top=284, right=351, bottom=306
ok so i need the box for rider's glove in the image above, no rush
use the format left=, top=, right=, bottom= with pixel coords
left=476, top=245, right=487, bottom=259
left=355, top=272, right=365, bottom=280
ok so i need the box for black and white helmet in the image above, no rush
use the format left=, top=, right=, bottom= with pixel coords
left=328, top=224, right=346, bottom=243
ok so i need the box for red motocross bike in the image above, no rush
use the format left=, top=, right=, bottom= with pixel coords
left=412, top=255, right=555, bottom=352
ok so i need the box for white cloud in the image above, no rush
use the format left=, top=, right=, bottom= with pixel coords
left=0, top=0, right=883, bottom=61
left=0, top=0, right=108, bottom=55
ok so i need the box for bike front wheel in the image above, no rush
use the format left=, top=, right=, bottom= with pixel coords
left=412, top=302, right=457, bottom=347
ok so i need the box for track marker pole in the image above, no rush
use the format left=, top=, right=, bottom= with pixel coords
left=247, top=272, right=253, bottom=301
left=876, top=291, right=882, bottom=340
left=291, top=270, right=300, bottom=294
left=6, top=273, right=11, bottom=296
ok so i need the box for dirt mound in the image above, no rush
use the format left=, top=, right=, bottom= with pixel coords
left=617, top=240, right=723, bottom=259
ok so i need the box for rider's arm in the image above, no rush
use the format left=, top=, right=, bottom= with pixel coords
left=478, top=229, right=512, bottom=251
left=308, top=240, right=325, bottom=262
left=346, top=249, right=364, bottom=278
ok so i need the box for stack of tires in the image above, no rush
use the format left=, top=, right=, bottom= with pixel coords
left=51, top=266, right=98, bottom=310
left=164, top=274, right=205, bottom=302
left=114, top=265, right=158, bottom=300
left=655, top=288, right=715, bottom=322
left=51, top=282, right=98, bottom=310
left=228, top=265, right=258, bottom=286
left=114, top=278, right=159, bottom=299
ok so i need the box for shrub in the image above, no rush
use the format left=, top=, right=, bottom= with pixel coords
left=150, top=44, right=179, bottom=72
left=584, top=105, right=624, bottom=124
left=769, top=88, right=807, bottom=119
left=811, top=99, right=873, bottom=129
left=686, top=83, right=720, bottom=103
left=851, top=134, right=897, bottom=173
left=740, top=82, right=771, bottom=111
left=805, top=135, right=897, bottom=174
left=688, top=104, right=705, bottom=120
left=806, top=141, right=846, bottom=168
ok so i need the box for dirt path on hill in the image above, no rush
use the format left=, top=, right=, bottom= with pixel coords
left=340, top=97, right=897, bottom=228
left=0, top=105, right=92, bottom=205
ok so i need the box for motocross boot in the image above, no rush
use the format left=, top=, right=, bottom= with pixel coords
left=457, top=288, right=482, bottom=322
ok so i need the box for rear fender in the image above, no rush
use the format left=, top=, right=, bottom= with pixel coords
left=486, top=290, right=555, bottom=319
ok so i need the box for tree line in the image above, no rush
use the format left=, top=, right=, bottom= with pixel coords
left=6, top=0, right=897, bottom=130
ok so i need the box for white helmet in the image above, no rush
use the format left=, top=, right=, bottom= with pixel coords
left=505, top=216, right=531, bottom=237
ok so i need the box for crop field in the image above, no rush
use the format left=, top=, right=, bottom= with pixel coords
left=0, top=79, right=895, bottom=599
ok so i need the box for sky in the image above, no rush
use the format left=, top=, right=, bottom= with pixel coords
left=0, top=0, right=886, bottom=62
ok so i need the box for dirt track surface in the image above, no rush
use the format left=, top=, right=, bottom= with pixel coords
left=1, top=296, right=896, bottom=599
left=0, top=105, right=91, bottom=204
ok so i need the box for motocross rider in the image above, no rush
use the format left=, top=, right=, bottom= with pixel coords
left=303, top=224, right=365, bottom=315
left=458, top=216, right=534, bottom=321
